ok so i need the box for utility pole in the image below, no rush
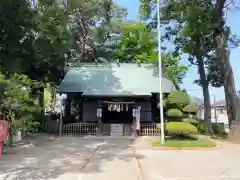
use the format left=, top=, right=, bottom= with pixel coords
left=157, top=0, right=165, bottom=144
left=157, top=0, right=168, bottom=144
left=213, top=93, right=217, bottom=124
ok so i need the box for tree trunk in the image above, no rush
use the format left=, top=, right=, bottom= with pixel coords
left=213, top=0, right=240, bottom=138
left=217, top=42, right=239, bottom=138
left=215, top=31, right=238, bottom=135
left=222, top=51, right=237, bottom=126
left=39, top=87, right=44, bottom=132
left=197, top=57, right=212, bottom=134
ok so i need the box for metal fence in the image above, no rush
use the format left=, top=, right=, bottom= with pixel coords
left=62, top=122, right=160, bottom=136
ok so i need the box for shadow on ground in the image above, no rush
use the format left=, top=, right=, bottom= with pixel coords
left=0, top=135, right=145, bottom=179
left=166, top=136, right=198, bottom=141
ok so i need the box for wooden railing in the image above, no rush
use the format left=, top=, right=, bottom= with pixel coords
left=63, top=123, right=98, bottom=136
left=140, top=123, right=160, bottom=136
left=62, top=122, right=160, bottom=136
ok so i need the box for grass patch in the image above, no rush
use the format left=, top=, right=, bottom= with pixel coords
left=152, top=136, right=216, bottom=148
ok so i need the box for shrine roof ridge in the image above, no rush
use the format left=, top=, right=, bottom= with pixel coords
left=59, top=63, right=176, bottom=94
left=65, top=62, right=158, bottom=68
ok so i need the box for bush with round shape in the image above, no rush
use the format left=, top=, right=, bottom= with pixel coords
left=183, top=118, right=207, bottom=134
left=156, top=122, right=198, bottom=136
left=182, top=118, right=199, bottom=125
left=167, top=108, right=183, bottom=117
left=166, top=122, right=198, bottom=136
left=167, top=90, right=190, bottom=108
left=183, top=103, right=197, bottom=113
left=183, top=118, right=209, bottom=135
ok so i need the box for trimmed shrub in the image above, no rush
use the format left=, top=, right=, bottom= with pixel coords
left=182, top=118, right=207, bottom=135
left=167, top=90, right=190, bottom=108
left=166, top=122, right=198, bottom=136
left=166, top=109, right=183, bottom=117
left=183, top=103, right=197, bottom=113
left=183, top=118, right=199, bottom=125
left=212, top=123, right=228, bottom=138
left=196, top=121, right=207, bottom=134
left=156, top=122, right=198, bottom=136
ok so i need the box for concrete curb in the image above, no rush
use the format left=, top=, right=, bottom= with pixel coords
left=83, top=136, right=138, bottom=140
left=152, top=146, right=220, bottom=150
left=149, top=136, right=220, bottom=150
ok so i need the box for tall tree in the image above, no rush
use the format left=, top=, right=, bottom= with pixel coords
left=113, top=21, right=188, bottom=87
left=139, top=0, right=240, bottom=134
left=112, top=22, right=157, bottom=62
left=64, top=0, right=127, bottom=63
left=212, top=0, right=239, bottom=134
left=139, top=0, right=215, bottom=133
left=162, top=53, right=188, bottom=88
left=0, top=0, right=34, bottom=73
left=0, top=0, right=74, bottom=84
left=0, top=0, right=75, bottom=129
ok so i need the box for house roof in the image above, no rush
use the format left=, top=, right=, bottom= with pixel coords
left=58, top=63, right=176, bottom=96
left=212, top=100, right=226, bottom=107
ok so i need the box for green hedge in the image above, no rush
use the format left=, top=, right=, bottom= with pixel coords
left=183, top=118, right=228, bottom=137
left=167, top=90, right=190, bottom=108
left=156, top=122, right=198, bottom=136
left=183, top=118, right=206, bottom=134
left=167, top=122, right=198, bottom=136
left=166, top=109, right=183, bottom=117
left=182, top=103, right=197, bottom=113
left=212, top=123, right=228, bottom=138
left=182, top=118, right=199, bottom=125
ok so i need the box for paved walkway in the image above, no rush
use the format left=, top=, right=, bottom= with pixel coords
left=0, top=136, right=142, bottom=180
left=82, top=138, right=142, bottom=180
left=0, top=135, right=240, bottom=180
left=134, top=138, right=240, bottom=180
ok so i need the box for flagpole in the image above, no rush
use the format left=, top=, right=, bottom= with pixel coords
left=157, top=0, right=165, bottom=144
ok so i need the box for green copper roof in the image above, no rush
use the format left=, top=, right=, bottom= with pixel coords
left=58, top=63, right=176, bottom=95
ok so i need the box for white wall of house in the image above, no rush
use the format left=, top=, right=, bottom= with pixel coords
left=196, top=106, right=228, bottom=124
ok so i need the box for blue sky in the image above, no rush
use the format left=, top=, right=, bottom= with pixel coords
left=115, top=0, right=240, bottom=102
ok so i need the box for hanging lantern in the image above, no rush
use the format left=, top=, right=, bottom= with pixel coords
left=117, top=104, right=121, bottom=112
left=113, top=104, right=117, bottom=111
left=97, top=108, right=102, bottom=117
left=121, top=104, right=123, bottom=111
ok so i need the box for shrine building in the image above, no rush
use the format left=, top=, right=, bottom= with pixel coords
left=53, top=62, right=176, bottom=136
